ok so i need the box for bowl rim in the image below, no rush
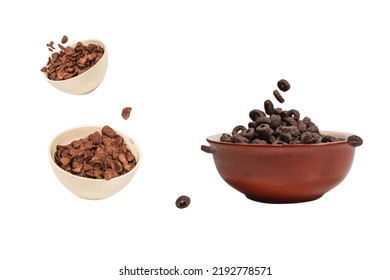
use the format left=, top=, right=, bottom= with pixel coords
left=206, top=130, right=355, bottom=147
left=48, top=125, right=142, bottom=182
left=41, top=39, right=107, bottom=83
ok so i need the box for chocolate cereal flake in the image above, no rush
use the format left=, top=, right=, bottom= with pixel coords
left=121, top=107, right=132, bottom=120
left=61, top=35, right=68, bottom=44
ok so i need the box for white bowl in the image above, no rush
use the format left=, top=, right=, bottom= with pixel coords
left=42, top=39, right=108, bottom=95
left=48, top=126, right=142, bottom=200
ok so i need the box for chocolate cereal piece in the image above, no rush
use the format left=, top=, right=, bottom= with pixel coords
left=231, top=134, right=249, bottom=143
left=61, top=35, right=68, bottom=44
left=288, top=109, right=300, bottom=121
left=249, top=109, right=266, bottom=121
left=102, top=125, right=117, bottom=138
left=277, top=79, right=290, bottom=92
left=176, top=195, right=191, bottom=209
left=347, top=135, right=363, bottom=147
left=264, top=99, right=274, bottom=116
left=220, top=133, right=232, bottom=142
left=232, top=125, right=247, bottom=135
left=121, top=107, right=132, bottom=120
left=273, top=89, right=285, bottom=103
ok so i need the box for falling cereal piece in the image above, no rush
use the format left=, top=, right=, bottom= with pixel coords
left=61, top=35, right=68, bottom=44
left=121, top=107, right=132, bottom=120
left=273, top=89, right=285, bottom=103
left=175, top=195, right=191, bottom=209
left=277, top=79, right=290, bottom=92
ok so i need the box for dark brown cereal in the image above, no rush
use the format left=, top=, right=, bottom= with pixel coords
left=285, top=117, right=298, bottom=127
left=300, top=132, right=315, bottom=144
left=277, top=79, right=290, bottom=92
left=249, top=109, right=266, bottom=121
left=272, top=139, right=286, bottom=145
left=241, top=127, right=255, bottom=139
left=288, top=109, right=300, bottom=121
left=273, top=107, right=283, bottom=115
left=220, top=133, right=232, bottom=142
left=281, top=126, right=300, bottom=137
left=176, top=195, right=191, bottom=209
left=273, top=126, right=282, bottom=138
left=269, top=114, right=282, bottom=130
left=54, top=126, right=136, bottom=180
left=347, top=135, right=363, bottom=147
left=251, top=139, right=267, bottom=144
left=254, top=116, right=271, bottom=127
left=232, top=125, right=247, bottom=135
left=273, top=89, right=285, bottom=103
left=279, top=110, right=289, bottom=120
left=267, top=135, right=277, bottom=144
left=321, top=135, right=337, bottom=143
left=301, top=132, right=322, bottom=144
left=248, top=121, right=256, bottom=128
left=264, top=99, right=274, bottom=116
left=255, top=124, right=274, bottom=140
left=297, top=121, right=307, bottom=132
left=231, top=134, right=249, bottom=143
left=217, top=80, right=359, bottom=146
left=306, top=124, right=319, bottom=133
left=290, top=140, right=303, bottom=144
left=302, top=116, right=311, bottom=125
left=279, top=132, right=293, bottom=143
left=121, top=107, right=132, bottom=120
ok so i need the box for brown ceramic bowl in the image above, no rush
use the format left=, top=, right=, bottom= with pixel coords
left=202, top=130, right=356, bottom=203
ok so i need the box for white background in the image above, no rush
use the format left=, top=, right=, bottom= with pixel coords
left=1, top=1, right=388, bottom=279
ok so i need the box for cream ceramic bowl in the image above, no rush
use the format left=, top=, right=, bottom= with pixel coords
left=49, top=126, right=142, bottom=200
left=42, top=39, right=108, bottom=95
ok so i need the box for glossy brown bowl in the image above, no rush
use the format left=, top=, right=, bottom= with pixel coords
left=202, top=131, right=356, bottom=203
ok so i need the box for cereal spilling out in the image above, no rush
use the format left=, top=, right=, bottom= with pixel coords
left=121, top=107, right=132, bottom=120
left=54, top=126, right=136, bottom=180
left=220, top=79, right=363, bottom=146
left=175, top=195, right=191, bottom=209
left=41, top=35, right=105, bottom=81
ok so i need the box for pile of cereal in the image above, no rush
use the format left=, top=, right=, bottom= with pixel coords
left=54, top=126, right=136, bottom=180
left=41, top=35, right=105, bottom=81
left=220, top=79, right=363, bottom=146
